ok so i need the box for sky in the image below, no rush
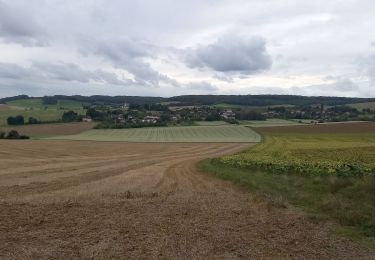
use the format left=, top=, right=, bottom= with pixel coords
left=0, top=0, right=375, bottom=98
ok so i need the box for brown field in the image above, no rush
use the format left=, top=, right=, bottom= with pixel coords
left=256, top=121, right=375, bottom=133
left=0, top=104, right=23, bottom=111
left=0, top=122, right=95, bottom=137
left=0, top=140, right=372, bottom=259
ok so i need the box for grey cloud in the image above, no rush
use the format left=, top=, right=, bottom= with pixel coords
left=184, top=34, right=272, bottom=74
left=293, top=78, right=359, bottom=96
left=331, top=79, right=359, bottom=91
left=213, top=73, right=233, bottom=83
left=0, top=1, right=46, bottom=46
left=358, top=54, right=375, bottom=81
left=0, top=62, right=128, bottom=86
left=0, top=62, right=36, bottom=79
left=186, top=81, right=218, bottom=92
left=81, top=38, right=177, bottom=87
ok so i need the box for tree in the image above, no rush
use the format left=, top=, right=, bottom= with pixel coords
left=86, top=108, right=103, bottom=120
left=7, top=115, right=25, bottom=125
left=28, top=117, right=39, bottom=124
left=6, top=130, right=20, bottom=139
left=62, top=111, right=78, bottom=122
left=42, top=96, right=58, bottom=105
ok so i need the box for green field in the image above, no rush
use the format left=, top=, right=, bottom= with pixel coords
left=214, top=103, right=295, bottom=111
left=195, top=121, right=229, bottom=126
left=0, top=99, right=86, bottom=126
left=200, top=126, right=375, bottom=244
left=220, top=132, right=375, bottom=176
left=348, top=101, right=375, bottom=110
left=240, top=118, right=305, bottom=127
left=48, top=125, right=261, bottom=143
left=7, top=98, right=85, bottom=110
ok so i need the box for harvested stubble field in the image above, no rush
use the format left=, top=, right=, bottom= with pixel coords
left=0, top=140, right=373, bottom=259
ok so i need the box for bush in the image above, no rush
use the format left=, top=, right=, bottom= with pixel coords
left=28, top=117, right=39, bottom=124
left=3, top=130, right=30, bottom=140
left=0, top=131, right=5, bottom=139
left=6, top=130, right=20, bottom=139
left=7, top=115, right=25, bottom=125
left=62, top=110, right=79, bottom=122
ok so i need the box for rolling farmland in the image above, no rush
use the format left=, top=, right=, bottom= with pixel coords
left=0, top=98, right=86, bottom=126
left=1, top=140, right=371, bottom=259
left=49, top=125, right=261, bottom=142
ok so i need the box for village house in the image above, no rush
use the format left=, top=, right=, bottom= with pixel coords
left=82, top=116, right=92, bottom=122
left=220, top=109, right=236, bottom=120
left=142, top=115, right=160, bottom=124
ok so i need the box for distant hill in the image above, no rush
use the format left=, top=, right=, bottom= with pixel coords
left=1, top=94, right=375, bottom=107
left=167, top=95, right=375, bottom=106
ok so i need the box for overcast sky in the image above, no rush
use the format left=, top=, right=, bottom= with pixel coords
left=0, top=0, right=375, bottom=97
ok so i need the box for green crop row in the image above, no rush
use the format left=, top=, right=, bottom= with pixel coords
left=220, top=133, right=375, bottom=177
left=47, top=125, right=262, bottom=143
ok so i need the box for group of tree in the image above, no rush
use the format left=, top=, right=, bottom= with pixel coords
left=42, top=96, right=58, bottom=105
left=7, top=116, right=40, bottom=125
left=7, top=115, right=25, bottom=125
left=0, top=130, right=29, bottom=139
left=62, top=111, right=80, bottom=122
left=235, top=111, right=266, bottom=120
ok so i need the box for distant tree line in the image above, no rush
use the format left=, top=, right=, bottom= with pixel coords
left=3, top=94, right=375, bottom=107
left=42, top=96, right=58, bottom=105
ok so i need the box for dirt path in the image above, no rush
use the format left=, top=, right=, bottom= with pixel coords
left=0, top=140, right=373, bottom=259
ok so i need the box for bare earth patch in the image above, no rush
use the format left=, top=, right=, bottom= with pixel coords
left=0, top=140, right=373, bottom=259
left=0, top=122, right=95, bottom=137
left=0, top=104, right=24, bottom=111
left=256, top=121, right=375, bottom=134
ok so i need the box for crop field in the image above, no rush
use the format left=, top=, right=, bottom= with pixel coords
left=348, top=101, right=375, bottom=110
left=195, top=120, right=229, bottom=126
left=0, top=99, right=86, bottom=126
left=1, top=140, right=371, bottom=259
left=240, top=118, right=304, bottom=127
left=257, top=121, right=375, bottom=134
left=205, top=122, right=375, bottom=242
left=6, top=98, right=85, bottom=110
left=214, top=103, right=295, bottom=111
left=221, top=122, right=375, bottom=176
left=48, top=125, right=261, bottom=142
left=0, top=104, right=23, bottom=111
left=0, top=122, right=95, bottom=137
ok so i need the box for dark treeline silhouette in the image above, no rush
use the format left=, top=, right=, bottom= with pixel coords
left=1, top=94, right=375, bottom=107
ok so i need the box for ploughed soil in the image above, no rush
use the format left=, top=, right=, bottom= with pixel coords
left=256, top=121, right=375, bottom=134
left=0, top=140, right=373, bottom=259
left=0, top=104, right=24, bottom=111
left=0, top=122, right=95, bottom=137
